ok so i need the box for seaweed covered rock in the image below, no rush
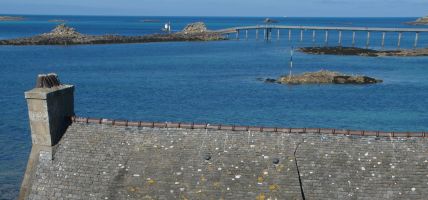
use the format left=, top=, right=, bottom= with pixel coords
left=299, top=46, right=428, bottom=57
left=263, top=70, right=382, bottom=85
left=299, top=47, right=380, bottom=56
left=333, top=76, right=382, bottom=84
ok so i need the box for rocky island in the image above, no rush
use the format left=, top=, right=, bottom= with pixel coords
left=405, top=16, right=428, bottom=25
left=0, top=22, right=225, bottom=45
left=181, top=22, right=208, bottom=33
left=48, top=19, right=67, bottom=23
left=262, top=70, right=382, bottom=85
left=141, top=19, right=160, bottom=23
left=0, top=16, right=25, bottom=21
left=299, top=46, right=428, bottom=57
left=264, top=18, right=279, bottom=23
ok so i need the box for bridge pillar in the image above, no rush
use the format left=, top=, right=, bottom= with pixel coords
left=397, top=32, right=402, bottom=49
left=312, top=30, right=316, bottom=46
left=245, top=30, right=248, bottom=40
left=263, top=28, right=272, bottom=41
left=288, top=29, right=292, bottom=41
left=366, top=32, right=371, bottom=49
left=338, top=31, right=342, bottom=47
left=264, top=29, right=267, bottom=41
left=256, top=29, right=259, bottom=40
left=226, top=33, right=229, bottom=39
left=300, top=29, right=303, bottom=42
left=352, top=31, right=356, bottom=47
left=236, top=30, right=239, bottom=40
left=381, top=32, right=386, bottom=49
left=277, top=29, right=280, bottom=41
left=325, top=30, right=329, bottom=46
left=414, top=32, right=419, bottom=48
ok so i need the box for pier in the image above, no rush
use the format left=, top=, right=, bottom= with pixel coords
left=214, top=25, right=428, bottom=49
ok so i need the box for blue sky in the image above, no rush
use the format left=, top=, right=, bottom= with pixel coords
left=1, top=0, right=426, bottom=17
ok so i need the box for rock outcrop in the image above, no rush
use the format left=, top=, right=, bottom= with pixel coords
left=0, top=23, right=225, bottom=45
left=262, top=70, right=382, bottom=85
left=41, top=24, right=83, bottom=38
left=48, top=19, right=67, bottom=23
left=264, top=18, right=279, bottom=23
left=299, top=47, right=428, bottom=57
left=141, top=19, right=160, bottom=23
left=405, top=16, right=428, bottom=25
left=332, top=75, right=381, bottom=84
left=182, top=22, right=208, bottom=34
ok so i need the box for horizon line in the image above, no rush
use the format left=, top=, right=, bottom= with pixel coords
left=0, top=13, right=420, bottom=18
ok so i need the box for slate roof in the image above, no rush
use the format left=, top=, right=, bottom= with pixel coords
left=26, top=121, right=428, bottom=200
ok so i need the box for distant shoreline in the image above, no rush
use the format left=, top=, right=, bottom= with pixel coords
left=0, top=14, right=422, bottom=18
left=0, top=16, right=25, bottom=21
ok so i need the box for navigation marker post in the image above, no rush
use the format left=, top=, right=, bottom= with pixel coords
left=288, top=46, right=294, bottom=81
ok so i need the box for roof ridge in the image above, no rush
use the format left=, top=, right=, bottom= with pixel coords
left=70, top=116, right=427, bottom=138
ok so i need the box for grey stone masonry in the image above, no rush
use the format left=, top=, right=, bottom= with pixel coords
left=25, top=85, right=74, bottom=147
left=27, top=122, right=428, bottom=200
left=21, top=82, right=74, bottom=200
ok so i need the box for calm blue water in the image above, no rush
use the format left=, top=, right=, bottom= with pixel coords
left=1, top=15, right=428, bottom=199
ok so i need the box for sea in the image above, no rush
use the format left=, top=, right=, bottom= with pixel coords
left=1, top=15, right=427, bottom=199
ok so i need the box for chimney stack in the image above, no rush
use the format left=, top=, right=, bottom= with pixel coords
left=24, top=73, right=74, bottom=148
left=20, top=73, right=74, bottom=199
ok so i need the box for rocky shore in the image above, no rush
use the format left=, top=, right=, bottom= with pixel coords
left=261, top=70, right=382, bottom=85
left=0, top=16, right=25, bottom=21
left=299, top=47, right=428, bottom=57
left=405, top=16, right=428, bottom=25
left=0, top=23, right=225, bottom=45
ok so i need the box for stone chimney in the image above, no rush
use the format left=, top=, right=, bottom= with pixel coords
left=20, top=73, right=74, bottom=200
left=24, top=73, right=74, bottom=148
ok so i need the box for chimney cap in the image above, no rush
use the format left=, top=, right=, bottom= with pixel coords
left=36, top=73, right=61, bottom=88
